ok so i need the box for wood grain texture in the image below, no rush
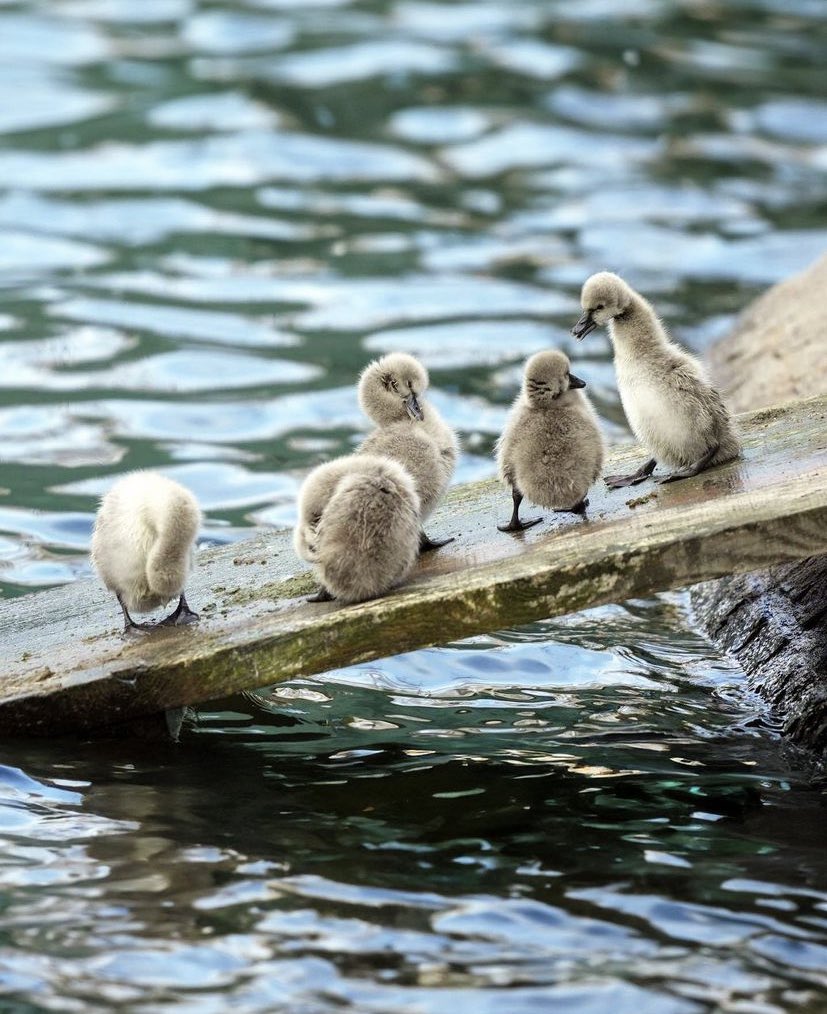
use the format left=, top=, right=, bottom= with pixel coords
left=1, top=394, right=825, bottom=736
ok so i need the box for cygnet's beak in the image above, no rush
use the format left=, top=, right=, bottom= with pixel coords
left=405, top=392, right=424, bottom=421
left=568, top=373, right=587, bottom=389
left=571, top=310, right=597, bottom=340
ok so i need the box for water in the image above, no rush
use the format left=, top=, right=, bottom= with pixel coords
left=1, top=0, right=826, bottom=1010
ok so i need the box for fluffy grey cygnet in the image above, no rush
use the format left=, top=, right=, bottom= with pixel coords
left=572, top=272, right=741, bottom=487
left=293, top=453, right=421, bottom=604
left=496, top=350, right=605, bottom=532
left=292, top=455, right=353, bottom=568
left=358, top=352, right=459, bottom=551
left=91, top=470, right=201, bottom=632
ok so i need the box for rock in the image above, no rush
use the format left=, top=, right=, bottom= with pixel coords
left=691, top=253, right=827, bottom=755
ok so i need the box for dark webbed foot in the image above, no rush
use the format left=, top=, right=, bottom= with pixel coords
left=498, top=517, right=542, bottom=533
left=498, top=488, right=542, bottom=533
left=604, top=458, right=657, bottom=489
left=117, top=593, right=154, bottom=634
left=419, top=531, right=455, bottom=553
left=656, top=445, right=719, bottom=484
left=159, top=593, right=200, bottom=626
left=124, top=619, right=155, bottom=634
left=555, top=497, right=589, bottom=515
left=307, top=586, right=334, bottom=603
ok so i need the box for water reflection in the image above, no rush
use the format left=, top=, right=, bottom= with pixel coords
left=1, top=603, right=825, bottom=1011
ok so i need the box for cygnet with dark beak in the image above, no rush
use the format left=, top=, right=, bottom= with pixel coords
left=572, top=272, right=740, bottom=487
left=496, top=350, right=605, bottom=532
left=358, top=352, right=458, bottom=551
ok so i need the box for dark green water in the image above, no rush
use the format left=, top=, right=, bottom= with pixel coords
left=1, top=0, right=826, bottom=1010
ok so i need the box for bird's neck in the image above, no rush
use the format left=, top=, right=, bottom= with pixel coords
left=420, top=403, right=439, bottom=431
left=374, top=409, right=408, bottom=428
left=524, top=392, right=571, bottom=410
left=609, top=293, right=669, bottom=362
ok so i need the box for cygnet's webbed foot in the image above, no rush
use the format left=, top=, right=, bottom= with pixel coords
left=419, top=531, right=455, bottom=553
left=117, top=594, right=154, bottom=634
left=159, top=593, right=200, bottom=626
left=498, top=517, right=542, bottom=533
left=307, top=586, right=334, bottom=603
left=497, top=489, right=542, bottom=533
left=604, top=458, right=657, bottom=489
left=555, top=497, right=589, bottom=515
left=656, top=444, right=719, bottom=484
left=124, top=620, right=155, bottom=634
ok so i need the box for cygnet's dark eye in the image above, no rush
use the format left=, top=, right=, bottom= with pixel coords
left=595, top=303, right=605, bottom=310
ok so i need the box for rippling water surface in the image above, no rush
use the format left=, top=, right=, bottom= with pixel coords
left=1, top=0, right=826, bottom=1010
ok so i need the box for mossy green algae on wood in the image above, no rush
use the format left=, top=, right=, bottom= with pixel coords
left=0, top=394, right=825, bottom=736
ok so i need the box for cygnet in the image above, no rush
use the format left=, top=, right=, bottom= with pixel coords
left=496, top=350, right=605, bottom=532
left=572, top=272, right=741, bottom=487
left=358, top=352, right=459, bottom=551
left=91, top=471, right=201, bottom=631
left=293, top=453, right=421, bottom=604
left=292, top=455, right=353, bottom=569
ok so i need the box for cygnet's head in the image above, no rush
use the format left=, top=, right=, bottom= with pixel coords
left=522, top=350, right=586, bottom=406
left=572, top=272, right=633, bottom=340
left=358, top=352, right=429, bottom=426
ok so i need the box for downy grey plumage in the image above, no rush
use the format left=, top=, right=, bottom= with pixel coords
left=358, top=352, right=458, bottom=550
left=293, top=453, right=421, bottom=603
left=496, top=350, right=604, bottom=532
left=572, top=272, right=740, bottom=487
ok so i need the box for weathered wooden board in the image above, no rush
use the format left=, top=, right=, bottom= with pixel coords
left=0, top=394, right=825, bottom=736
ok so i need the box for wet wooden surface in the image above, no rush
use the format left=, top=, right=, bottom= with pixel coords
left=0, top=393, right=825, bottom=736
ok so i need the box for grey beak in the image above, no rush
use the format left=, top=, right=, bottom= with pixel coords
left=568, top=373, right=587, bottom=389
left=405, top=392, right=424, bottom=421
left=571, top=311, right=597, bottom=341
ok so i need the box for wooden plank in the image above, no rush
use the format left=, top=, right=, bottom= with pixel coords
left=0, top=393, right=825, bottom=736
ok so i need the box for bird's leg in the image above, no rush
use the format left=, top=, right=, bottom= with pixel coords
left=117, top=594, right=153, bottom=634
left=555, top=497, right=589, bottom=515
left=497, top=488, right=542, bottom=533
left=657, top=443, right=719, bottom=484
left=159, top=593, right=200, bottom=626
left=419, top=531, right=455, bottom=552
left=307, top=586, right=334, bottom=603
left=604, top=457, right=657, bottom=489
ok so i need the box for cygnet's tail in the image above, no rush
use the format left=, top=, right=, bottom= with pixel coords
left=146, top=483, right=202, bottom=601
left=315, top=459, right=420, bottom=604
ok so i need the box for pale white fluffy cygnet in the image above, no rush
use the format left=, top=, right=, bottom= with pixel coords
left=91, top=470, right=201, bottom=631
left=496, top=350, right=605, bottom=532
left=573, top=271, right=741, bottom=487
